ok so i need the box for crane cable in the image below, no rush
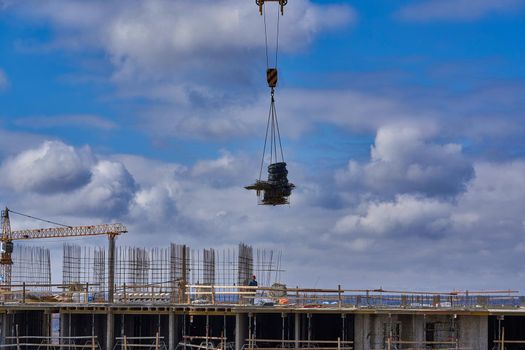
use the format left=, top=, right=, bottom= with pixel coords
left=263, top=5, right=281, bottom=70
left=258, top=90, right=285, bottom=180
left=258, top=4, right=284, bottom=181
left=7, top=209, right=72, bottom=228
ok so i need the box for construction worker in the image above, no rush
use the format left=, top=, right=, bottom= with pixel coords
left=248, top=275, right=258, bottom=287
left=248, top=275, right=258, bottom=304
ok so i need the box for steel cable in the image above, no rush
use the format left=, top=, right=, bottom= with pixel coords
left=8, top=209, right=72, bottom=228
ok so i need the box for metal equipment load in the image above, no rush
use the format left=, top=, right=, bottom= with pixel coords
left=245, top=162, right=295, bottom=205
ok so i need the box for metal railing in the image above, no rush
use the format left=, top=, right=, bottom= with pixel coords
left=0, top=283, right=521, bottom=309
left=113, top=334, right=167, bottom=350
left=2, top=336, right=100, bottom=350
left=242, top=339, right=353, bottom=350
left=176, top=336, right=232, bottom=350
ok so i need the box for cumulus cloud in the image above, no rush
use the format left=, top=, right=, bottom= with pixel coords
left=191, top=151, right=257, bottom=187
left=335, top=194, right=452, bottom=238
left=72, top=160, right=137, bottom=216
left=396, top=0, right=525, bottom=22
left=336, top=125, right=474, bottom=198
left=1, top=139, right=525, bottom=290
left=1, top=141, right=94, bottom=193
left=324, top=158, right=525, bottom=289
left=454, top=161, right=525, bottom=238
left=1, top=141, right=137, bottom=218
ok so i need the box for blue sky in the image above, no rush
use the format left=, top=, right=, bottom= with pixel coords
left=1, top=0, right=525, bottom=291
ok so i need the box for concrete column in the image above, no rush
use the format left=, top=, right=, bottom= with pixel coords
left=235, top=314, right=247, bottom=350
left=1, top=313, right=8, bottom=345
left=169, top=313, right=179, bottom=350
left=108, top=235, right=116, bottom=304
left=353, top=314, right=367, bottom=350
left=412, top=315, right=425, bottom=345
left=341, top=314, right=346, bottom=341
left=42, top=312, right=50, bottom=337
left=106, top=312, right=114, bottom=350
left=294, top=313, right=300, bottom=348
left=60, top=313, right=69, bottom=338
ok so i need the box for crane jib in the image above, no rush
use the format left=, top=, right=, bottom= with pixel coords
left=10, top=223, right=128, bottom=240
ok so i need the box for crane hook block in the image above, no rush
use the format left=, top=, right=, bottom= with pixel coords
left=267, top=68, right=278, bottom=88
left=256, top=0, right=287, bottom=15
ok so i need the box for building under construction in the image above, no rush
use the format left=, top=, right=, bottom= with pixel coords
left=0, top=240, right=525, bottom=350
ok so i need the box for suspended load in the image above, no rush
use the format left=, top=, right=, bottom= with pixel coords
left=245, top=0, right=295, bottom=205
left=245, top=162, right=295, bottom=205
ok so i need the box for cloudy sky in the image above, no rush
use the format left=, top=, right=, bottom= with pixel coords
left=0, top=0, right=524, bottom=292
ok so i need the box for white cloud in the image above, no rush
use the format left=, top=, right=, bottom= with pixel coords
left=324, top=158, right=525, bottom=289
left=335, top=194, right=452, bottom=238
left=2, top=139, right=525, bottom=291
left=454, top=161, right=525, bottom=237
left=14, top=115, right=117, bottom=130
left=396, top=0, right=525, bottom=22
left=138, top=88, right=434, bottom=140
left=336, top=124, right=474, bottom=197
left=1, top=141, right=95, bottom=193
left=4, top=0, right=356, bottom=140
left=1, top=141, right=137, bottom=218
left=0, top=69, right=9, bottom=91
left=12, top=0, right=354, bottom=86
left=71, top=160, right=137, bottom=216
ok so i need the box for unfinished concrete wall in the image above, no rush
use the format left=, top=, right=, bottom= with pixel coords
left=458, top=316, right=487, bottom=350
left=354, top=314, right=395, bottom=350
left=422, top=315, right=457, bottom=344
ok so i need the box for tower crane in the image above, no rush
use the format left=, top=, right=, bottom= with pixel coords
left=1, top=207, right=127, bottom=303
